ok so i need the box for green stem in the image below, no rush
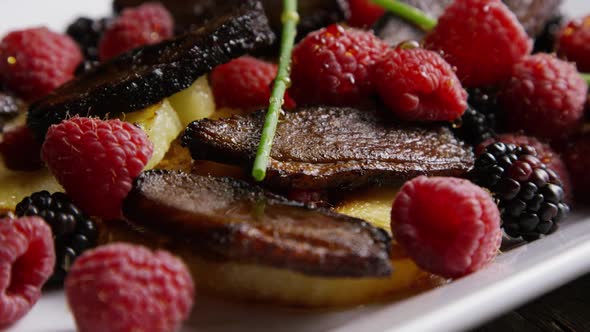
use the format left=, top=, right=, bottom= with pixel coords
left=581, top=73, right=590, bottom=86
left=372, top=0, right=438, bottom=32
left=252, top=0, right=299, bottom=182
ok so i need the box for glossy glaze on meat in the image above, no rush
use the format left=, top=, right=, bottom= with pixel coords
left=123, top=170, right=393, bottom=278
left=182, top=106, right=474, bottom=190
left=114, top=0, right=348, bottom=40
left=28, top=0, right=274, bottom=140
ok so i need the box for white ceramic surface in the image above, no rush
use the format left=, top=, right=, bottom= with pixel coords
left=2, top=1, right=590, bottom=331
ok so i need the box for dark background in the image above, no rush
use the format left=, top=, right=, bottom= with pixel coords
left=473, top=274, right=590, bottom=331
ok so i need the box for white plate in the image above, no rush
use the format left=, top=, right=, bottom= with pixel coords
left=3, top=1, right=590, bottom=331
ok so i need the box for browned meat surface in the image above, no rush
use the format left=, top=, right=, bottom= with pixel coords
left=504, top=0, right=562, bottom=37
left=375, top=0, right=562, bottom=46
left=182, top=107, right=474, bottom=190
left=261, top=0, right=348, bottom=39
left=114, top=0, right=348, bottom=40
left=27, top=0, right=274, bottom=140
left=123, top=170, right=392, bottom=278
left=374, top=0, right=450, bottom=47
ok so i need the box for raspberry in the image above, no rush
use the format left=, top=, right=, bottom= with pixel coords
left=499, top=54, right=587, bottom=141
left=557, top=16, right=590, bottom=72
left=347, top=0, right=386, bottom=28
left=65, top=243, right=194, bottom=332
left=372, top=48, right=467, bottom=122
left=471, top=143, right=569, bottom=241
left=41, top=117, right=153, bottom=220
left=0, top=126, right=43, bottom=171
left=563, top=134, right=590, bottom=200
left=15, top=191, right=98, bottom=284
left=0, top=216, right=55, bottom=328
left=98, top=3, right=174, bottom=60
left=391, top=176, right=501, bottom=278
left=476, top=134, right=573, bottom=201
left=0, top=28, right=83, bottom=101
left=290, top=24, right=389, bottom=106
left=210, top=56, right=295, bottom=110
left=424, top=0, right=531, bottom=87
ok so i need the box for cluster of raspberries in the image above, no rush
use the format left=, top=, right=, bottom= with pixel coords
left=1, top=0, right=590, bottom=330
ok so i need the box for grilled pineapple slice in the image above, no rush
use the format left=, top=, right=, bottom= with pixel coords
left=335, top=187, right=399, bottom=233
left=168, top=76, right=216, bottom=127
left=122, top=99, right=183, bottom=170
left=100, top=219, right=425, bottom=307
left=0, top=164, right=62, bottom=213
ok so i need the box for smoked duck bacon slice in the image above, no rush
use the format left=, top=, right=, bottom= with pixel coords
left=27, top=0, right=274, bottom=140
left=503, top=0, right=562, bottom=37
left=374, top=0, right=562, bottom=46
left=113, top=0, right=349, bottom=40
left=122, top=170, right=393, bottom=278
left=182, top=106, right=474, bottom=190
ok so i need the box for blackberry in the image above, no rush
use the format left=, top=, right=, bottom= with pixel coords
left=66, top=17, right=110, bottom=60
left=533, top=15, right=563, bottom=54
left=0, top=92, right=24, bottom=133
left=453, top=88, right=502, bottom=145
left=74, top=60, right=100, bottom=76
left=453, top=106, right=496, bottom=145
left=15, top=191, right=98, bottom=284
left=470, top=143, right=569, bottom=241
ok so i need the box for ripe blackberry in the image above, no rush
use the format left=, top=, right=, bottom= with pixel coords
left=453, top=88, right=502, bottom=145
left=470, top=143, right=569, bottom=241
left=0, top=92, right=24, bottom=132
left=453, top=106, right=496, bottom=145
left=15, top=191, right=98, bottom=284
left=74, top=60, right=100, bottom=76
left=66, top=17, right=110, bottom=60
left=533, top=15, right=562, bottom=54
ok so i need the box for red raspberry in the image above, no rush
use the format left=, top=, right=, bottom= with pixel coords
left=0, top=126, right=43, bottom=171
left=557, top=16, right=590, bottom=73
left=210, top=56, right=295, bottom=110
left=66, top=243, right=194, bottom=332
left=0, top=28, right=82, bottom=101
left=0, top=216, right=55, bottom=328
left=41, top=117, right=153, bottom=219
left=500, top=54, right=587, bottom=141
left=477, top=134, right=573, bottom=201
left=392, top=176, right=502, bottom=278
left=424, top=0, right=531, bottom=88
left=372, top=48, right=467, bottom=122
left=290, top=24, right=389, bottom=106
left=347, top=0, right=386, bottom=28
left=563, top=134, right=590, bottom=200
left=99, top=3, right=174, bottom=60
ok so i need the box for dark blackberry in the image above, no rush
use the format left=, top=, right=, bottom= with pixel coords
left=453, top=88, right=502, bottom=145
left=15, top=191, right=98, bottom=284
left=0, top=92, right=24, bottom=133
left=533, top=15, right=563, bottom=54
left=453, top=106, right=496, bottom=145
left=74, top=60, right=100, bottom=76
left=66, top=17, right=110, bottom=60
left=470, top=143, right=569, bottom=241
